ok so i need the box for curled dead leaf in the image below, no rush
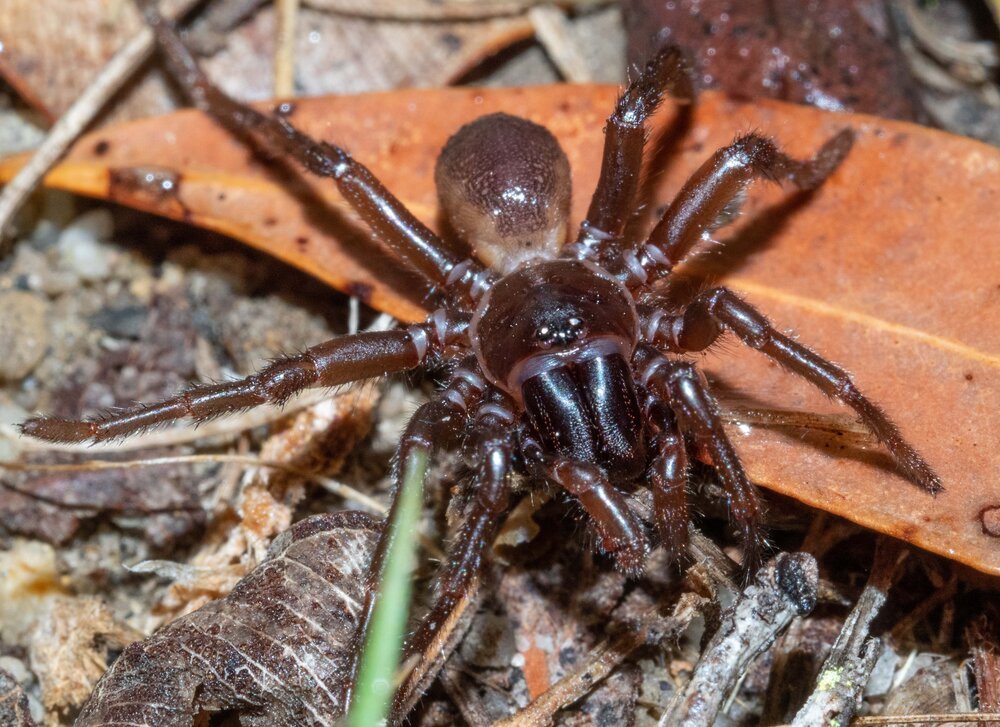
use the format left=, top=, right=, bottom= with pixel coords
left=75, top=511, right=380, bottom=726
left=0, top=87, right=997, bottom=576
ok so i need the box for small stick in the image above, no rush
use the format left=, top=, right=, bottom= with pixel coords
left=660, top=552, right=820, bottom=727
left=274, top=0, right=300, bottom=97
left=852, top=713, right=1000, bottom=725
left=497, top=593, right=705, bottom=727
left=527, top=5, right=592, bottom=83
left=0, top=0, right=202, bottom=245
left=791, top=537, right=906, bottom=727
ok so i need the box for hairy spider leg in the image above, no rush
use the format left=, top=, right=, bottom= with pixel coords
left=22, top=313, right=470, bottom=443
left=570, top=45, right=694, bottom=256
left=642, top=289, right=943, bottom=493
left=607, top=130, right=855, bottom=288
left=547, top=459, right=650, bottom=577
left=637, top=347, right=766, bottom=573
left=391, top=390, right=515, bottom=720
left=645, top=400, right=691, bottom=564
left=343, top=359, right=487, bottom=708
left=137, top=1, right=491, bottom=301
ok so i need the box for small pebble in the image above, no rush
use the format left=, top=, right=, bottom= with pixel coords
left=0, top=290, right=49, bottom=380
left=0, top=655, right=30, bottom=683
left=0, top=402, right=29, bottom=460
left=57, top=209, right=115, bottom=282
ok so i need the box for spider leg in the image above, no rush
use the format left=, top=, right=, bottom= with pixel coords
left=136, top=1, right=488, bottom=299
left=567, top=45, right=693, bottom=258
left=345, top=358, right=488, bottom=707
left=22, top=311, right=470, bottom=443
left=645, top=400, right=691, bottom=564
left=608, top=130, right=855, bottom=288
left=390, top=391, right=515, bottom=718
left=642, top=288, right=943, bottom=493
left=636, top=345, right=766, bottom=573
left=547, top=459, right=649, bottom=577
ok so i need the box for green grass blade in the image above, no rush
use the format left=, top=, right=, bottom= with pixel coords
left=346, top=444, right=429, bottom=727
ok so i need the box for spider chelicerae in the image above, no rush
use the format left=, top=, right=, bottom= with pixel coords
left=23, top=0, right=941, bottom=710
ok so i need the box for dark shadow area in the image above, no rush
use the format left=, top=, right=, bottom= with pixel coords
left=706, top=374, right=916, bottom=486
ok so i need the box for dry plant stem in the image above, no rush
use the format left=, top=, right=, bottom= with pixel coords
left=901, top=0, right=999, bottom=72
left=0, top=453, right=383, bottom=511
left=497, top=592, right=705, bottom=727
left=274, top=0, right=300, bottom=97
left=890, top=568, right=958, bottom=642
left=850, top=714, right=1000, bottom=725
left=298, top=0, right=606, bottom=21
left=791, top=537, right=906, bottom=727
left=527, top=5, right=592, bottom=82
left=659, top=552, right=819, bottom=727
left=967, top=611, right=1000, bottom=727
left=439, top=666, right=493, bottom=727
left=0, top=0, right=201, bottom=244
left=392, top=582, right=483, bottom=721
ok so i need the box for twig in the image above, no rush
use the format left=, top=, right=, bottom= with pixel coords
left=852, top=714, right=1000, bottom=725
left=966, top=607, right=1000, bottom=727
left=497, top=593, right=705, bottom=727
left=659, top=552, right=820, bottom=727
left=0, top=0, right=202, bottom=245
left=791, top=538, right=906, bottom=727
left=274, top=0, right=300, bottom=97
left=890, top=567, right=958, bottom=643
left=527, top=5, right=592, bottom=83
left=0, top=452, right=444, bottom=559
left=0, top=451, right=379, bottom=507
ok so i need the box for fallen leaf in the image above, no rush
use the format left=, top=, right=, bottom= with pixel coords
left=623, top=0, right=924, bottom=121
left=0, top=0, right=533, bottom=123
left=0, top=87, right=996, bottom=575
left=75, top=511, right=380, bottom=726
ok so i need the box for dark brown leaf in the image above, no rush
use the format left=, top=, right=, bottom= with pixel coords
left=75, top=511, right=380, bottom=726
left=623, top=0, right=924, bottom=120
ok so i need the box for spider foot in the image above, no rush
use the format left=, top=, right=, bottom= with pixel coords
left=20, top=417, right=96, bottom=444
left=594, top=528, right=650, bottom=579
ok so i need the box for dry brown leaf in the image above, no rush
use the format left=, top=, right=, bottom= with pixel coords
left=623, top=0, right=924, bottom=121
left=0, top=0, right=533, bottom=122
left=75, top=511, right=380, bottom=726
left=0, top=87, right=997, bottom=576
left=0, top=0, right=186, bottom=123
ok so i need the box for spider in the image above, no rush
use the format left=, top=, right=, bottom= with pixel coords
left=23, top=0, right=941, bottom=713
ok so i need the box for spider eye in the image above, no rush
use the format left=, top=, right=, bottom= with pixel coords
left=535, top=316, right=586, bottom=348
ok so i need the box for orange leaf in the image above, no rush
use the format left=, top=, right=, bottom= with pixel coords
left=1, top=87, right=997, bottom=575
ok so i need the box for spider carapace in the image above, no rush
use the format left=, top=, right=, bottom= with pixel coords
left=22, top=0, right=942, bottom=714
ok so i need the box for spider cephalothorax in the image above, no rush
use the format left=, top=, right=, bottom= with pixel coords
left=22, top=1, right=942, bottom=717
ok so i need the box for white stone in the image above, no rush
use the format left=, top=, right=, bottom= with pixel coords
left=57, top=209, right=116, bottom=282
